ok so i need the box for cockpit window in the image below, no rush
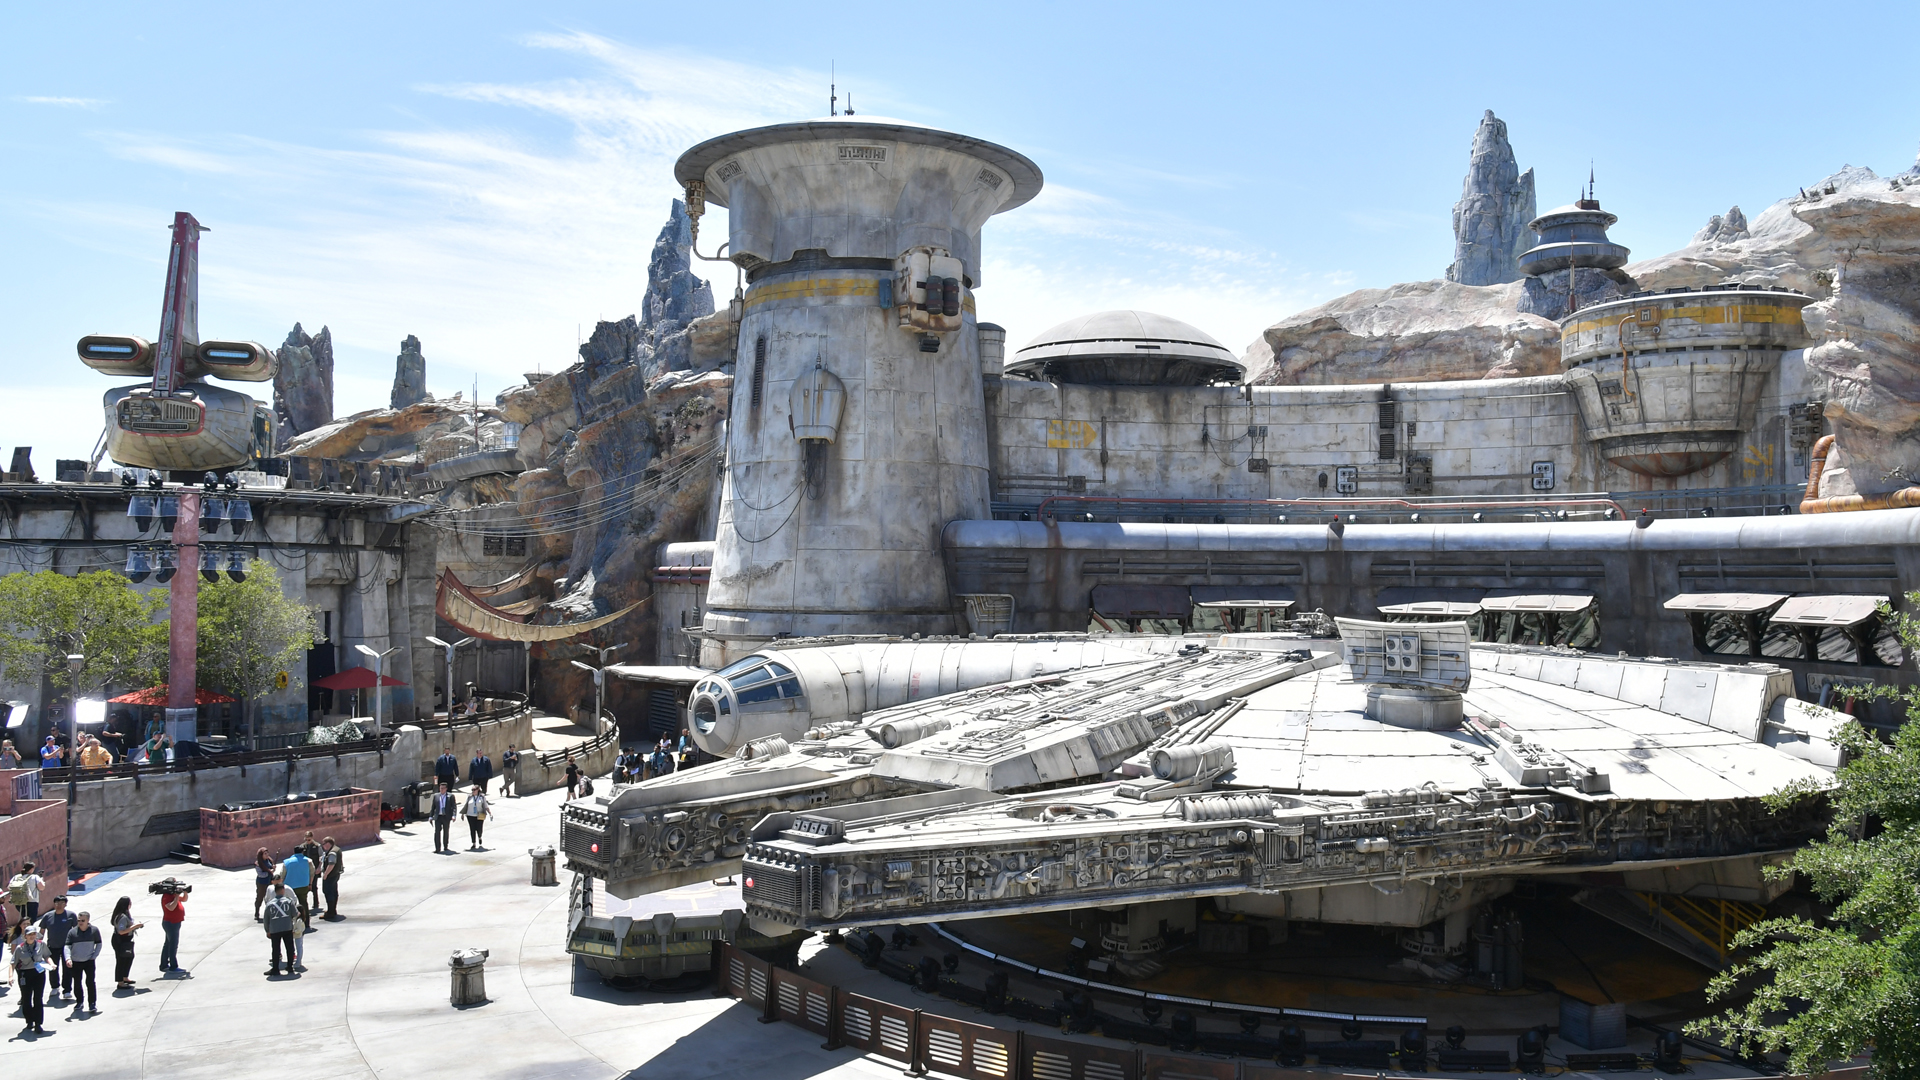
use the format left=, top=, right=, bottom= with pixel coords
left=691, top=696, right=717, bottom=733
left=713, top=655, right=770, bottom=680
left=735, top=676, right=803, bottom=705
left=729, top=664, right=775, bottom=690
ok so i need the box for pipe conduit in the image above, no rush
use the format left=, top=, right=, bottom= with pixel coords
left=1799, top=434, right=1920, bottom=514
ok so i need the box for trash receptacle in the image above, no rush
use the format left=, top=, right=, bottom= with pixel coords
left=410, top=782, right=436, bottom=821
left=450, top=948, right=488, bottom=1005
left=529, top=846, right=557, bottom=887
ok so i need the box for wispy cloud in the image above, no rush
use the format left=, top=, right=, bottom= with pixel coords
left=17, top=95, right=108, bottom=108
left=34, top=29, right=1342, bottom=457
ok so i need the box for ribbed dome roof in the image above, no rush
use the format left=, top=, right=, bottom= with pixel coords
left=1008, top=310, right=1244, bottom=386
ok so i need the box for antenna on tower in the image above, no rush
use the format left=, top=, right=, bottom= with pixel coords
left=830, top=61, right=837, bottom=116
left=1588, top=162, right=1595, bottom=201
left=845, top=92, right=854, bottom=116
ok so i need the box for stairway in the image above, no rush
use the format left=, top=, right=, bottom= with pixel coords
left=1573, top=887, right=1766, bottom=969
left=168, top=841, right=202, bottom=864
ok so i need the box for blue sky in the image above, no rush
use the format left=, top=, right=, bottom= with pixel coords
left=6, top=2, right=1918, bottom=466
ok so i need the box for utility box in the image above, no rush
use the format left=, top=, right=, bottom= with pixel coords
left=450, top=948, right=489, bottom=1006
left=897, top=246, right=967, bottom=333
left=1559, top=997, right=1627, bottom=1049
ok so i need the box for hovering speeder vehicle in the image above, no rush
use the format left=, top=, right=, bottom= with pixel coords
left=76, top=212, right=275, bottom=474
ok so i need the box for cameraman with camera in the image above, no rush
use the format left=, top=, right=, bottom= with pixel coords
left=149, top=879, right=190, bottom=975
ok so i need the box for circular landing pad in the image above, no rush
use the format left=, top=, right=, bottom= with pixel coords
left=945, top=892, right=1717, bottom=1035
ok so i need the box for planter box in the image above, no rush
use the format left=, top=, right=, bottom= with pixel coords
left=198, top=788, right=381, bottom=868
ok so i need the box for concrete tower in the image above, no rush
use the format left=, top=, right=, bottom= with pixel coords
left=675, top=117, right=1042, bottom=662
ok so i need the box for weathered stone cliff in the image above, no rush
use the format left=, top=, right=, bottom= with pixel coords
left=282, top=202, right=735, bottom=717
left=1446, top=111, right=1537, bottom=287
left=1245, top=279, right=1561, bottom=385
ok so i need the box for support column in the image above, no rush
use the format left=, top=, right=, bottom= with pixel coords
left=166, top=490, right=200, bottom=743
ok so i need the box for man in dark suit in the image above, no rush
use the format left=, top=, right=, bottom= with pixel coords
left=469, top=750, right=494, bottom=792
left=434, top=745, right=460, bottom=789
left=430, top=782, right=457, bottom=853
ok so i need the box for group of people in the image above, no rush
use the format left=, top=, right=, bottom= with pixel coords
left=433, top=743, right=521, bottom=799
left=0, top=729, right=177, bottom=772
left=3, top=863, right=161, bottom=1033
left=613, top=730, right=695, bottom=787
left=252, top=831, right=344, bottom=977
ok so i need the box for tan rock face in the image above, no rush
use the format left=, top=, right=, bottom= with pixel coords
left=282, top=399, right=477, bottom=461
left=1247, top=279, right=1562, bottom=386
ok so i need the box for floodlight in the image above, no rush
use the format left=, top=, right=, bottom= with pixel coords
left=225, top=549, right=248, bottom=582
left=5, top=701, right=28, bottom=729
left=159, top=495, right=179, bottom=533
left=73, top=698, right=108, bottom=726
left=125, top=548, right=152, bottom=583
left=127, top=495, right=156, bottom=532
left=154, top=548, right=177, bottom=584
left=226, top=499, right=252, bottom=532
left=200, top=546, right=221, bottom=583
left=202, top=498, right=226, bottom=533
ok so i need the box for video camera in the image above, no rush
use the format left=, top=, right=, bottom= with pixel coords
left=148, top=877, right=193, bottom=896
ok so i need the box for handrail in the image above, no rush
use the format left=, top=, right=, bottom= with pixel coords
left=537, top=721, right=617, bottom=770
left=1032, top=493, right=1631, bottom=522
left=409, top=691, right=531, bottom=731
left=43, top=732, right=399, bottom=784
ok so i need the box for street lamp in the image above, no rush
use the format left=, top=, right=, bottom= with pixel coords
left=568, top=641, right=627, bottom=736
left=353, top=644, right=400, bottom=735
left=65, top=652, right=81, bottom=866
left=425, top=636, right=477, bottom=719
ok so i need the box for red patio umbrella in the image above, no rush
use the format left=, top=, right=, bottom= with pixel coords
left=311, top=667, right=408, bottom=690
left=107, top=686, right=237, bottom=705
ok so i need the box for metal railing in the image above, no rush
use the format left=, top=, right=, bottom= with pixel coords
left=715, top=942, right=1860, bottom=1080
left=537, top=719, right=617, bottom=769
left=410, top=691, right=531, bottom=732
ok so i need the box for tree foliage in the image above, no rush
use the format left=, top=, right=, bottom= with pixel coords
left=0, top=569, right=169, bottom=696
left=196, top=559, right=317, bottom=707
left=1691, top=596, right=1920, bottom=1079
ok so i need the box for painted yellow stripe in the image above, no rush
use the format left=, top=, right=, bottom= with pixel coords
left=1565, top=303, right=1803, bottom=337
left=743, top=275, right=976, bottom=314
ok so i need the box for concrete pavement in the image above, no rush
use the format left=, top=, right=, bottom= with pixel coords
left=1, top=779, right=899, bottom=1080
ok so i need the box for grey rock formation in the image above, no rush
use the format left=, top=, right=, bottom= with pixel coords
left=1245, top=279, right=1561, bottom=386
left=1692, top=206, right=1750, bottom=245
left=273, top=323, right=335, bottom=443
left=1446, top=111, right=1537, bottom=286
left=391, top=335, right=428, bottom=409
left=642, top=199, right=716, bottom=375
left=1517, top=267, right=1632, bottom=322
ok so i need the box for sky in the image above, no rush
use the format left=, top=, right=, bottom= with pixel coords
left=5, top=2, right=1919, bottom=467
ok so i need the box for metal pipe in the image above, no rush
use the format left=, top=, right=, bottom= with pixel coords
left=1799, top=433, right=1920, bottom=513
left=1033, top=493, right=1629, bottom=520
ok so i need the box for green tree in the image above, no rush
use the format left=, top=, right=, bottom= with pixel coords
left=196, top=559, right=317, bottom=749
left=0, top=569, right=169, bottom=700
left=1691, top=597, right=1920, bottom=1078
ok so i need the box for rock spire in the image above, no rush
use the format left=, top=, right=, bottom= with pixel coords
left=391, top=335, right=427, bottom=409
left=1447, top=110, right=1537, bottom=286
left=273, top=322, right=335, bottom=443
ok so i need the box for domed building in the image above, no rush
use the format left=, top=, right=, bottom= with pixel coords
left=1004, top=309, right=1245, bottom=386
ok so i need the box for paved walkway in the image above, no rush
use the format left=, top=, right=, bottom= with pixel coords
left=1, top=778, right=898, bottom=1080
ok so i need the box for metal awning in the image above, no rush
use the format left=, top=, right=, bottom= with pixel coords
left=1191, top=585, right=1297, bottom=605
left=1377, top=601, right=1482, bottom=617
left=1662, top=593, right=1790, bottom=615
left=1478, top=594, right=1595, bottom=614
left=607, top=664, right=708, bottom=686
left=1770, top=595, right=1888, bottom=628
left=1090, top=584, right=1194, bottom=619
left=1197, top=599, right=1296, bottom=610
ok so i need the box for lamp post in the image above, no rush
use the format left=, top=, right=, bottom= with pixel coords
left=65, top=652, right=82, bottom=865
left=568, top=641, right=627, bottom=736
left=425, top=636, right=477, bottom=719
left=353, top=644, right=399, bottom=735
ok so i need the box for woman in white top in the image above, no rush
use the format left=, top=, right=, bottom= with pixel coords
left=462, top=786, right=490, bottom=850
